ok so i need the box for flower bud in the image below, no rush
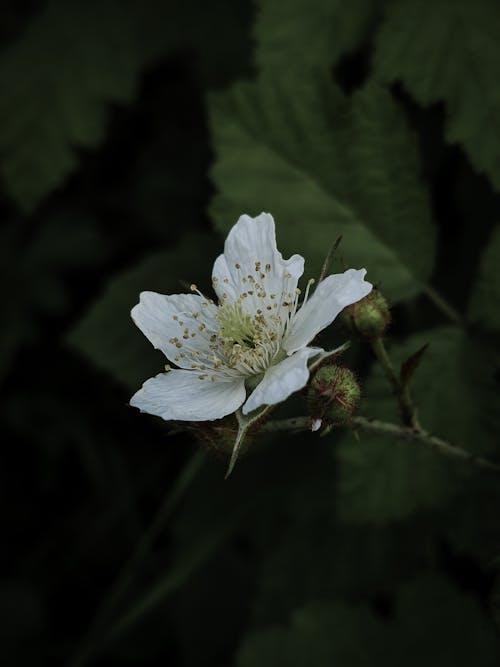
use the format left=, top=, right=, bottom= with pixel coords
left=341, top=289, right=391, bottom=338
left=307, top=365, right=361, bottom=427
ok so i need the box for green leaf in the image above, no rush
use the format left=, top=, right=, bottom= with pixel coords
left=237, top=575, right=500, bottom=667
left=0, top=213, right=105, bottom=383
left=0, top=0, right=255, bottom=210
left=67, top=231, right=219, bottom=389
left=252, top=517, right=429, bottom=626
left=237, top=600, right=385, bottom=667
left=336, top=326, right=500, bottom=522
left=254, top=0, right=378, bottom=73
left=394, top=574, right=500, bottom=667
left=443, top=473, right=500, bottom=564
left=374, top=0, right=500, bottom=192
left=336, top=429, right=453, bottom=523
left=468, top=224, right=500, bottom=331
left=0, top=0, right=150, bottom=210
left=209, top=76, right=435, bottom=302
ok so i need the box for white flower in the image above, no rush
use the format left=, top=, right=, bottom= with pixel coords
left=130, top=213, right=372, bottom=421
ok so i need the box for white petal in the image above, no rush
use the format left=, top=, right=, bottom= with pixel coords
left=131, top=291, right=219, bottom=369
left=284, top=269, right=372, bottom=354
left=311, top=418, right=322, bottom=432
left=242, top=347, right=322, bottom=415
left=211, top=213, right=304, bottom=313
left=211, top=254, right=240, bottom=302
left=130, top=371, right=246, bottom=421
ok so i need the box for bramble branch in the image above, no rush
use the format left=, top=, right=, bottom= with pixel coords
left=261, top=415, right=500, bottom=474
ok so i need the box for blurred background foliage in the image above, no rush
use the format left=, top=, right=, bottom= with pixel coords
left=1, top=0, right=500, bottom=664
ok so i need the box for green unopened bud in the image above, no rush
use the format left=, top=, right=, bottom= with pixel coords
left=342, top=289, right=391, bottom=338
left=307, top=365, right=361, bottom=427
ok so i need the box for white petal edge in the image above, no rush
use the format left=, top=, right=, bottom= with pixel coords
left=242, top=347, right=322, bottom=415
left=211, top=213, right=304, bottom=308
left=130, top=370, right=246, bottom=421
left=131, top=291, right=219, bottom=369
left=311, top=418, right=322, bottom=432
left=284, top=269, right=373, bottom=355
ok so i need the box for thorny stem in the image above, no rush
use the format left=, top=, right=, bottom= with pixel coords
left=370, top=336, right=421, bottom=430
left=261, top=416, right=500, bottom=474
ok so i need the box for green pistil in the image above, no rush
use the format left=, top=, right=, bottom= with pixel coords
left=217, top=302, right=256, bottom=347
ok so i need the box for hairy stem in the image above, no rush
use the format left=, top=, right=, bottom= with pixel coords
left=261, top=416, right=500, bottom=473
left=370, top=336, right=421, bottom=430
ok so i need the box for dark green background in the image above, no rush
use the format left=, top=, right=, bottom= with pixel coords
left=2, top=0, right=500, bottom=665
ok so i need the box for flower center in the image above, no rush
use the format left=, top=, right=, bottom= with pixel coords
left=186, top=276, right=316, bottom=379
left=216, top=301, right=257, bottom=347
left=213, top=297, right=285, bottom=375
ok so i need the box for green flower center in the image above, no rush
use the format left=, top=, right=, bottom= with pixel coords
left=216, top=301, right=257, bottom=347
